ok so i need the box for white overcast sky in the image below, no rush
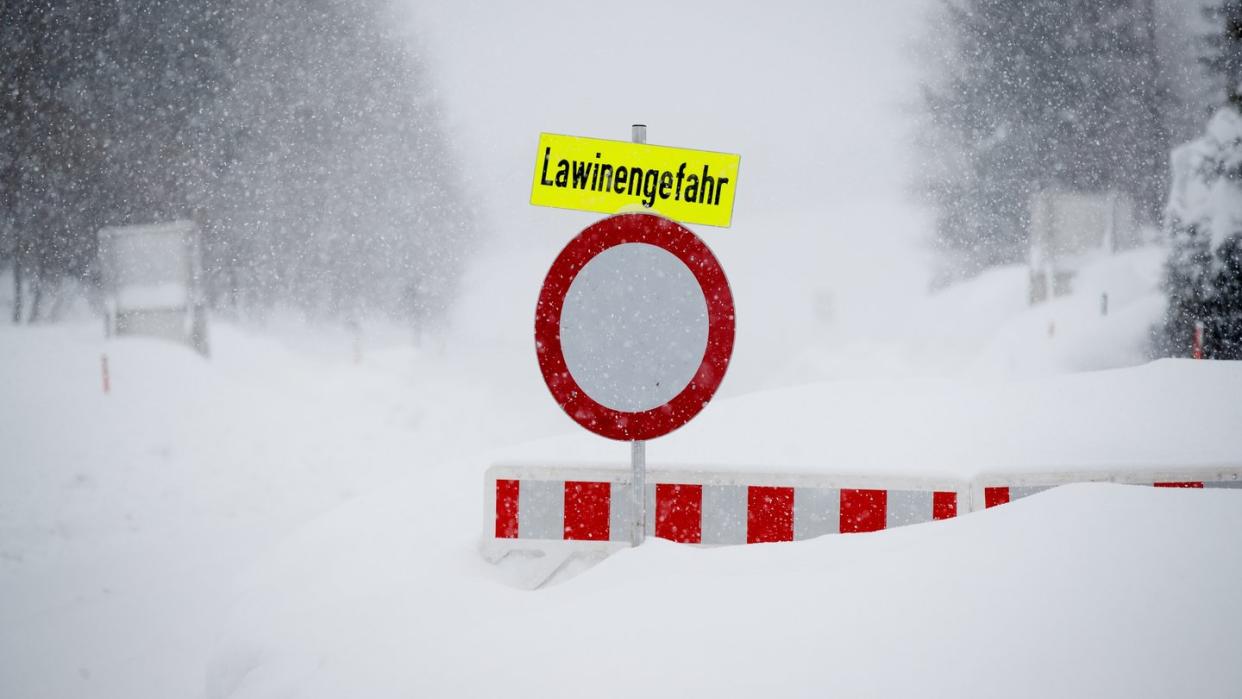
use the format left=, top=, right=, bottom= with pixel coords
left=408, top=0, right=930, bottom=222
left=403, top=0, right=936, bottom=372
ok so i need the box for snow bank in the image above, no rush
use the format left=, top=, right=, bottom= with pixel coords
left=206, top=480, right=1242, bottom=698
left=858, top=245, right=1164, bottom=380
left=0, top=319, right=570, bottom=699
left=491, top=358, right=1242, bottom=479
left=1, top=274, right=1237, bottom=699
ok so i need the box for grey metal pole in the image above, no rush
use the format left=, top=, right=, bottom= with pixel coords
left=631, top=439, right=646, bottom=546
left=630, top=122, right=647, bottom=547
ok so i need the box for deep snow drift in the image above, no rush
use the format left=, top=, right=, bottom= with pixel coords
left=0, top=319, right=570, bottom=699
left=191, top=243, right=1242, bottom=697
left=205, top=482, right=1242, bottom=699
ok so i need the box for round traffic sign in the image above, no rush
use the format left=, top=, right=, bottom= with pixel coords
left=535, top=213, right=734, bottom=441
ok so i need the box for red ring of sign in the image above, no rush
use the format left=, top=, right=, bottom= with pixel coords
left=535, top=213, right=735, bottom=441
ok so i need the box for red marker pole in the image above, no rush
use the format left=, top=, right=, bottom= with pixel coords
left=101, top=354, right=111, bottom=394
left=1193, top=321, right=1204, bottom=360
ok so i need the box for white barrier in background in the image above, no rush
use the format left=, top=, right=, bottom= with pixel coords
left=972, top=466, right=1242, bottom=509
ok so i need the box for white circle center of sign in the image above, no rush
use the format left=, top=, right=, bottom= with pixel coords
left=560, top=242, right=710, bottom=413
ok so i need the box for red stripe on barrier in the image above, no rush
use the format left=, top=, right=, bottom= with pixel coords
left=495, top=479, right=519, bottom=539
left=563, top=481, right=610, bottom=541
left=932, top=491, right=957, bottom=520
left=655, top=483, right=702, bottom=544
left=840, top=489, right=886, bottom=533
left=1154, top=481, right=1204, bottom=488
left=747, top=486, right=794, bottom=543
left=984, top=487, right=1010, bottom=508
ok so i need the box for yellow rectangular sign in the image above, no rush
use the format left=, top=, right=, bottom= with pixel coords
left=530, top=133, right=740, bottom=228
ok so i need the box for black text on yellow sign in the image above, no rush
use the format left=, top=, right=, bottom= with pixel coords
left=530, top=133, right=741, bottom=228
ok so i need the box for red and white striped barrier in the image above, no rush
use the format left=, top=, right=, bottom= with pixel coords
left=485, top=466, right=964, bottom=546
left=485, top=465, right=1242, bottom=548
left=973, top=468, right=1242, bottom=509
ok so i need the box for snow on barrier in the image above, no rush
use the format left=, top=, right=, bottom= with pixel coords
left=484, top=465, right=965, bottom=546
left=973, top=467, right=1242, bottom=509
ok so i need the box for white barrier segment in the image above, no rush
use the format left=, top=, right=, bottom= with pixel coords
left=486, top=465, right=1240, bottom=546
left=519, top=479, right=563, bottom=540
left=608, top=479, right=632, bottom=543
left=887, top=489, right=933, bottom=527
left=702, top=484, right=747, bottom=545
left=794, top=487, right=839, bottom=540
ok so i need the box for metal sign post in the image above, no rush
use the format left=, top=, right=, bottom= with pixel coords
left=630, top=123, right=648, bottom=547
left=631, top=439, right=646, bottom=546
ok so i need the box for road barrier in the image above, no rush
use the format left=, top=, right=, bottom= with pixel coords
left=486, top=465, right=966, bottom=546
left=485, top=464, right=1242, bottom=548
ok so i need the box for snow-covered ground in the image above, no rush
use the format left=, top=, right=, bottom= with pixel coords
left=0, top=322, right=514, bottom=698
left=2, top=242, right=1240, bottom=698
left=206, top=482, right=1242, bottom=699
left=0, top=312, right=577, bottom=699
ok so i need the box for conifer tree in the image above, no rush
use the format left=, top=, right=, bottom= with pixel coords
left=1158, top=0, right=1242, bottom=358
left=1205, top=234, right=1242, bottom=357
left=1203, top=0, right=1242, bottom=108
